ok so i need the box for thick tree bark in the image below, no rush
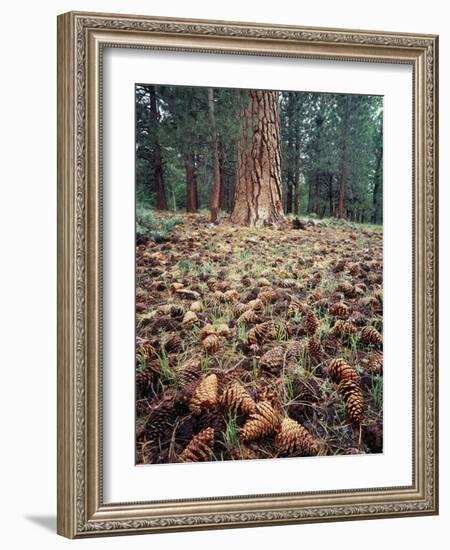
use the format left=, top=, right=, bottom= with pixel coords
left=230, top=90, right=284, bottom=227
left=328, top=173, right=334, bottom=217
left=149, top=86, right=167, bottom=210
left=208, top=88, right=222, bottom=223
left=293, top=136, right=301, bottom=216
left=372, top=141, right=383, bottom=224
left=185, top=157, right=198, bottom=212
left=218, top=141, right=226, bottom=211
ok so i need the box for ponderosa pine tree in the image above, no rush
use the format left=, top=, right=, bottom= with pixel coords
left=148, top=85, right=167, bottom=210
left=230, top=90, right=284, bottom=227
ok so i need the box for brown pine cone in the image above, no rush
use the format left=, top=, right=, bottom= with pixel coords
left=136, top=341, right=157, bottom=366
left=308, top=290, right=323, bottom=304
left=199, top=323, right=216, bottom=340
left=224, top=289, right=240, bottom=303
left=170, top=304, right=185, bottom=319
left=257, top=277, right=271, bottom=287
left=257, top=288, right=278, bottom=304
left=248, top=322, right=276, bottom=344
left=237, top=309, right=259, bottom=325
left=136, top=360, right=160, bottom=390
left=232, top=302, right=249, bottom=318
left=368, top=350, right=383, bottom=374
left=189, top=374, right=219, bottom=414
left=178, top=427, right=215, bottom=462
left=175, top=361, right=202, bottom=388
left=278, top=278, right=297, bottom=289
left=304, top=310, right=319, bottom=335
left=230, top=445, right=258, bottom=460
left=220, top=382, right=257, bottom=415
left=329, top=303, right=349, bottom=318
left=202, top=333, right=221, bottom=353
left=182, top=311, right=199, bottom=327
left=206, top=278, right=219, bottom=291
left=162, top=333, right=183, bottom=353
left=337, top=280, right=355, bottom=297
left=337, top=379, right=364, bottom=424
left=146, top=398, right=177, bottom=448
left=361, top=326, right=383, bottom=346
left=259, top=346, right=286, bottom=374
left=241, top=275, right=252, bottom=287
left=332, top=319, right=357, bottom=337
left=212, top=290, right=226, bottom=303
left=275, top=417, right=319, bottom=456
left=307, top=336, right=323, bottom=358
left=328, top=358, right=359, bottom=383
left=240, top=402, right=280, bottom=441
left=247, top=298, right=265, bottom=314
left=287, top=298, right=306, bottom=317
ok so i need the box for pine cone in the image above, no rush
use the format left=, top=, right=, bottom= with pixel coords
left=368, top=350, right=383, bottom=374
left=216, top=324, right=231, bottom=337
left=275, top=417, right=319, bottom=456
left=247, top=298, right=264, bottom=314
left=361, top=326, right=383, bottom=346
left=202, top=333, right=221, bottom=353
left=224, top=289, right=240, bottom=303
left=175, top=361, right=202, bottom=387
left=136, top=360, right=160, bottom=390
left=304, top=310, right=319, bottom=335
left=240, top=402, right=280, bottom=441
left=146, top=398, right=177, bottom=448
left=241, top=275, right=252, bottom=287
left=328, top=358, right=359, bottom=383
left=182, top=310, right=199, bottom=327
left=259, top=346, right=286, bottom=374
left=212, top=290, right=226, bottom=303
left=278, top=278, right=297, bottom=288
left=337, top=379, right=364, bottom=424
left=238, top=309, right=259, bottom=325
left=308, top=290, right=323, bottom=304
left=329, top=303, right=349, bottom=318
left=332, top=319, right=357, bottom=337
left=257, top=288, right=278, bottom=304
left=248, top=322, right=276, bottom=344
left=257, top=277, right=271, bottom=287
left=206, top=278, right=219, bottom=291
left=189, top=374, right=219, bottom=414
left=220, top=382, right=257, bottom=415
left=337, top=280, right=355, bottom=297
left=190, top=301, right=203, bottom=313
left=230, top=445, right=258, bottom=460
left=233, top=302, right=249, bottom=318
left=287, top=298, right=306, bottom=317
left=170, top=304, right=185, bottom=319
left=307, top=336, right=323, bottom=358
left=136, top=341, right=156, bottom=366
left=178, top=427, right=215, bottom=462
left=199, top=323, right=216, bottom=341
left=162, top=333, right=182, bottom=353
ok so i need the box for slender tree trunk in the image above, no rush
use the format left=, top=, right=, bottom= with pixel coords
left=293, top=136, right=301, bottom=216
left=185, top=157, right=198, bottom=212
left=218, top=141, right=226, bottom=211
left=208, top=88, right=221, bottom=223
left=338, top=162, right=347, bottom=219
left=328, top=173, right=334, bottom=217
left=230, top=90, right=284, bottom=226
left=316, top=173, right=322, bottom=218
left=372, top=142, right=383, bottom=224
left=149, top=86, right=167, bottom=210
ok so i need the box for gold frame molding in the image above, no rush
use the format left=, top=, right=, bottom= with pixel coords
left=57, top=11, right=439, bottom=538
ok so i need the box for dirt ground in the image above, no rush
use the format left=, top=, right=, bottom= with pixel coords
left=135, top=212, right=383, bottom=464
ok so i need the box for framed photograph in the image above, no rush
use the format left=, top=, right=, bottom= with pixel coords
left=57, top=11, right=439, bottom=538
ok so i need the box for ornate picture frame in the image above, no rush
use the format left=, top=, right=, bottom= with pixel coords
left=57, top=11, right=438, bottom=538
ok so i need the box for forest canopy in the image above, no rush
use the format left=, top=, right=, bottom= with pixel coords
left=136, top=84, right=383, bottom=225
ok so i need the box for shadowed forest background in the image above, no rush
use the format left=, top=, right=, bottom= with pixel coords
left=135, top=85, right=383, bottom=226
left=135, top=85, right=384, bottom=465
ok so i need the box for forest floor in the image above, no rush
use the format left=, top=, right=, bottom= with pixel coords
left=136, top=211, right=383, bottom=464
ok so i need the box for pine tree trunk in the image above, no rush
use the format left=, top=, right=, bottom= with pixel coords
left=185, top=157, right=198, bottom=212
left=328, top=173, right=334, bottom=217
left=149, top=86, right=167, bottom=210
left=338, top=161, right=347, bottom=219
left=230, top=90, right=284, bottom=227
left=218, top=141, right=226, bottom=211
left=315, top=173, right=322, bottom=217
left=293, top=136, right=301, bottom=216
left=208, top=88, right=221, bottom=223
